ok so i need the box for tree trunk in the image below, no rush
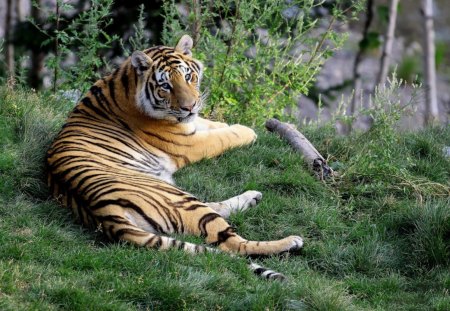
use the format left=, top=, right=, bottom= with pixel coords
left=190, top=0, right=202, bottom=47
left=53, top=0, right=61, bottom=94
left=265, top=119, right=334, bottom=181
left=376, top=0, right=399, bottom=87
left=422, top=0, right=439, bottom=125
left=29, top=0, right=45, bottom=89
left=5, top=0, right=15, bottom=81
left=15, top=0, right=22, bottom=21
left=350, top=0, right=374, bottom=117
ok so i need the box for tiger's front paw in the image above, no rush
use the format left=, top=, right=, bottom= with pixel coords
left=230, top=124, right=257, bottom=144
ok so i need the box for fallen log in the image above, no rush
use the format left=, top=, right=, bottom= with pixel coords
left=265, top=118, right=334, bottom=181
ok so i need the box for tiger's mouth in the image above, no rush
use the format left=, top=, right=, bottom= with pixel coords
left=177, top=112, right=196, bottom=123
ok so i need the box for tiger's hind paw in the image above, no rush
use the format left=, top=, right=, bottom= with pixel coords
left=238, top=190, right=262, bottom=211
left=284, top=235, right=304, bottom=254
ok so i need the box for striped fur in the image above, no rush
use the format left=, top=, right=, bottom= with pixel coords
left=46, top=35, right=303, bottom=279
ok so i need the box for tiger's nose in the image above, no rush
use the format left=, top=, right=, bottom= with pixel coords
left=179, top=101, right=195, bottom=112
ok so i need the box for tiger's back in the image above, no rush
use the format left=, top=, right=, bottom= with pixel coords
left=47, top=35, right=303, bottom=280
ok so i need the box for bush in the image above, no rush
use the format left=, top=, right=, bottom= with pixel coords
left=161, top=0, right=364, bottom=125
left=30, top=0, right=118, bottom=94
left=26, top=0, right=366, bottom=125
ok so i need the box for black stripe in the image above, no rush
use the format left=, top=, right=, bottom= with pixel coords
left=169, top=238, right=177, bottom=248
left=90, top=199, right=164, bottom=233
left=143, top=130, right=192, bottom=147
left=59, top=122, right=143, bottom=155
left=81, top=96, right=109, bottom=120
left=115, top=228, right=147, bottom=239
left=265, top=272, right=275, bottom=279
left=184, top=203, right=205, bottom=211
left=96, top=215, right=131, bottom=225
left=190, top=62, right=200, bottom=72
left=153, top=236, right=162, bottom=248
left=120, top=66, right=129, bottom=98
left=177, top=241, right=185, bottom=250
left=144, top=235, right=158, bottom=246
left=90, top=85, right=115, bottom=116
left=253, top=267, right=266, bottom=275
left=108, top=225, right=115, bottom=241
left=144, top=74, right=153, bottom=101
left=210, top=227, right=234, bottom=246
left=195, top=245, right=205, bottom=253
left=52, top=130, right=163, bottom=175
left=108, top=78, right=121, bottom=111
left=198, top=213, right=221, bottom=236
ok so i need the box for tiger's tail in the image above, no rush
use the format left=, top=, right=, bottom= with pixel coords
left=249, top=262, right=287, bottom=281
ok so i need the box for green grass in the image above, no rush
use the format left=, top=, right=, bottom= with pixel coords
left=1, top=86, right=449, bottom=310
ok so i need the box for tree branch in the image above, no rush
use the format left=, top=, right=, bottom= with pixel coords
left=422, top=0, right=439, bottom=125
left=376, top=0, right=399, bottom=87
left=265, top=118, right=334, bottom=181
left=350, top=0, right=374, bottom=116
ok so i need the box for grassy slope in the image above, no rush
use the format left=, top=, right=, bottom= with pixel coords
left=0, top=86, right=449, bottom=311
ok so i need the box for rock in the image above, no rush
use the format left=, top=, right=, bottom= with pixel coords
left=443, top=146, right=450, bottom=158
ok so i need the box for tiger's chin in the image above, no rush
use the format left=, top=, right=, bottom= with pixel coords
left=176, top=113, right=197, bottom=123
left=148, top=112, right=198, bottom=124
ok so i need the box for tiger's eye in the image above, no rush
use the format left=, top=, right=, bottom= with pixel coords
left=161, top=83, right=170, bottom=90
left=185, top=74, right=191, bottom=81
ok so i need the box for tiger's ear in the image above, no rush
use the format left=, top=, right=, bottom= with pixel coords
left=131, top=51, right=152, bottom=75
left=175, top=35, right=193, bottom=57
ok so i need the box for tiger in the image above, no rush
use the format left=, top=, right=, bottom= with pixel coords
left=46, top=35, right=304, bottom=280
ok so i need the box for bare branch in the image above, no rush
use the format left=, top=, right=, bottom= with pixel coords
left=350, top=0, right=374, bottom=117
left=5, top=0, right=15, bottom=81
left=376, top=0, right=399, bottom=87
left=422, top=0, right=439, bottom=125
left=265, top=119, right=334, bottom=181
left=190, top=0, right=202, bottom=47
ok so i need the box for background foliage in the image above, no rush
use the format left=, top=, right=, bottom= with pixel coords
left=160, top=0, right=352, bottom=124
left=4, top=0, right=365, bottom=125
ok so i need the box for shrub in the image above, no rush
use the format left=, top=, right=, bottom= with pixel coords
left=161, top=0, right=364, bottom=125
left=30, top=0, right=118, bottom=95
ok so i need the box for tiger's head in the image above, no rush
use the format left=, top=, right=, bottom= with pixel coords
left=131, top=35, right=204, bottom=123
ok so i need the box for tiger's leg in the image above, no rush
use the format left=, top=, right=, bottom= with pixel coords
left=96, top=207, right=216, bottom=254
left=179, top=206, right=303, bottom=256
left=194, top=117, right=229, bottom=130
left=215, top=225, right=304, bottom=256
left=99, top=209, right=289, bottom=280
left=205, top=191, right=262, bottom=219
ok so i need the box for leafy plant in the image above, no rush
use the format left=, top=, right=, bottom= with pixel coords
left=30, top=0, right=118, bottom=95
left=397, top=54, right=421, bottom=84
left=161, top=0, right=364, bottom=125
left=330, top=76, right=449, bottom=204
left=120, top=4, right=148, bottom=57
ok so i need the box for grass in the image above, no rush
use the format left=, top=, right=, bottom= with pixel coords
left=1, top=85, right=449, bottom=310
